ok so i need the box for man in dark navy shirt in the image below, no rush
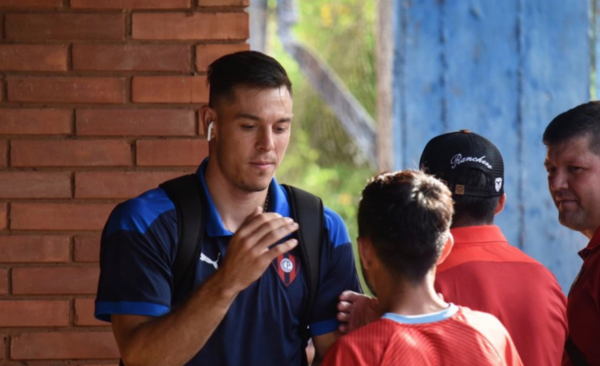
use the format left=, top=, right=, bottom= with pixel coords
left=95, top=51, right=361, bottom=366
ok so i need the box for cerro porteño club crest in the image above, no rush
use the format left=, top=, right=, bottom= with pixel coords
left=272, top=253, right=300, bottom=286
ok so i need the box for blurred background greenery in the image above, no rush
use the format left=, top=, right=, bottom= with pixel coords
left=268, top=0, right=376, bottom=243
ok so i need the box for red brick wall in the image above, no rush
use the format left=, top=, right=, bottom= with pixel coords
left=0, top=0, right=248, bottom=364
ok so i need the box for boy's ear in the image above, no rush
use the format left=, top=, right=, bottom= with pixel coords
left=436, top=232, right=454, bottom=265
left=358, top=237, right=374, bottom=270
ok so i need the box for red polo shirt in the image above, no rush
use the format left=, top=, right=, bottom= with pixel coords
left=566, top=227, right=600, bottom=364
left=435, top=225, right=568, bottom=366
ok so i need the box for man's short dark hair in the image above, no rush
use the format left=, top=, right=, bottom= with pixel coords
left=543, top=101, right=600, bottom=155
left=207, top=51, right=292, bottom=107
left=357, top=170, right=454, bottom=284
left=451, top=169, right=500, bottom=226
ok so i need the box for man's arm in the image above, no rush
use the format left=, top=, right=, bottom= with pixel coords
left=112, top=210, right=299, bottom=366
left=113, top=272, right=237, bottom=366
left=311, top=331, right=341, bottom=365
left=307, top=208, right=363, bottom=362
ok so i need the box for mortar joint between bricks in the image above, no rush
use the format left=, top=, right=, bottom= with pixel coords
left=126, top=9, right=132, bottom=40
left=70, top=295, right=76, bottom=326
left=126, top=74, right=133, bottom=104
left=6, top=200, right=11, bottom=231
left=2, top=74, right=7, bottom=103
left=71, top=108, right=76, bottom=136
left=191, top=43, right=197, bottom=74
left=67, top=43, right=74, bottom=71
left=6, top=139, right=11, bottom=169
left=70, top=171, right=76, bottom=200
left=7, top=266, right=12, bottom=295
left=131, top=139, right=137, bottom=167
left=3, top=332, right=9, bottom=361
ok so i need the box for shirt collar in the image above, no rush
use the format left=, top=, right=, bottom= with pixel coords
left=196, top=158, right=290, bottom=237
left=449, top=225, right=508, bottom=245
left=382, top=304, right=459, bottom=325
left=580, top=226, right=600, bottom=259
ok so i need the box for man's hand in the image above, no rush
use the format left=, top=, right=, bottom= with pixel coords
left=337, top=291, right=380, bottom=334
left=216, top=207, right=299, bottom=294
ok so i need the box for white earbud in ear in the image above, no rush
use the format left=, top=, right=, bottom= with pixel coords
left=207, top=121, right=214, bottom=142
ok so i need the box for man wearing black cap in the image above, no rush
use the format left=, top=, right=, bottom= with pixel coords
left=337, top=131, right=568, bottom=366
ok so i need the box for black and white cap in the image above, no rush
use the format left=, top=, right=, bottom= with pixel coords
left=419, top=130, right=504, bottom=198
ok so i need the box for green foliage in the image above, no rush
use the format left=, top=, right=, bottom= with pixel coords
left=292, top=0, right=377, bottom=117
left=276, top=128, right=372, bottom=242
left=268, top=0, right=376, bottom=239
left=268, top=0, right=376, bottom=291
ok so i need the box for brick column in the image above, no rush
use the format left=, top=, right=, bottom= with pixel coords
left=0, top=0, right=248, bottom=364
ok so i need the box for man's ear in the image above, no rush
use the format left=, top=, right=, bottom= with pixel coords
left=358, top=237, right=375, bottom=270
left=436, top=232, right=454, bottom=265
left=494, top=193, right=507, bottom=215
left=200, top=105, right=217, bottom=140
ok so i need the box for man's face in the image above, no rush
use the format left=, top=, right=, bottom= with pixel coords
left=545, top=135, right=600, bottom=238
left=211, top=85, right=292, bottom=193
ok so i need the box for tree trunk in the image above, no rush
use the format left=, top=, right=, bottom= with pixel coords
left=276, top=0, right=378, bottom=169
left=376, top=0, right=394, bottom=171
left=249, top=0, right=269, bottom=52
